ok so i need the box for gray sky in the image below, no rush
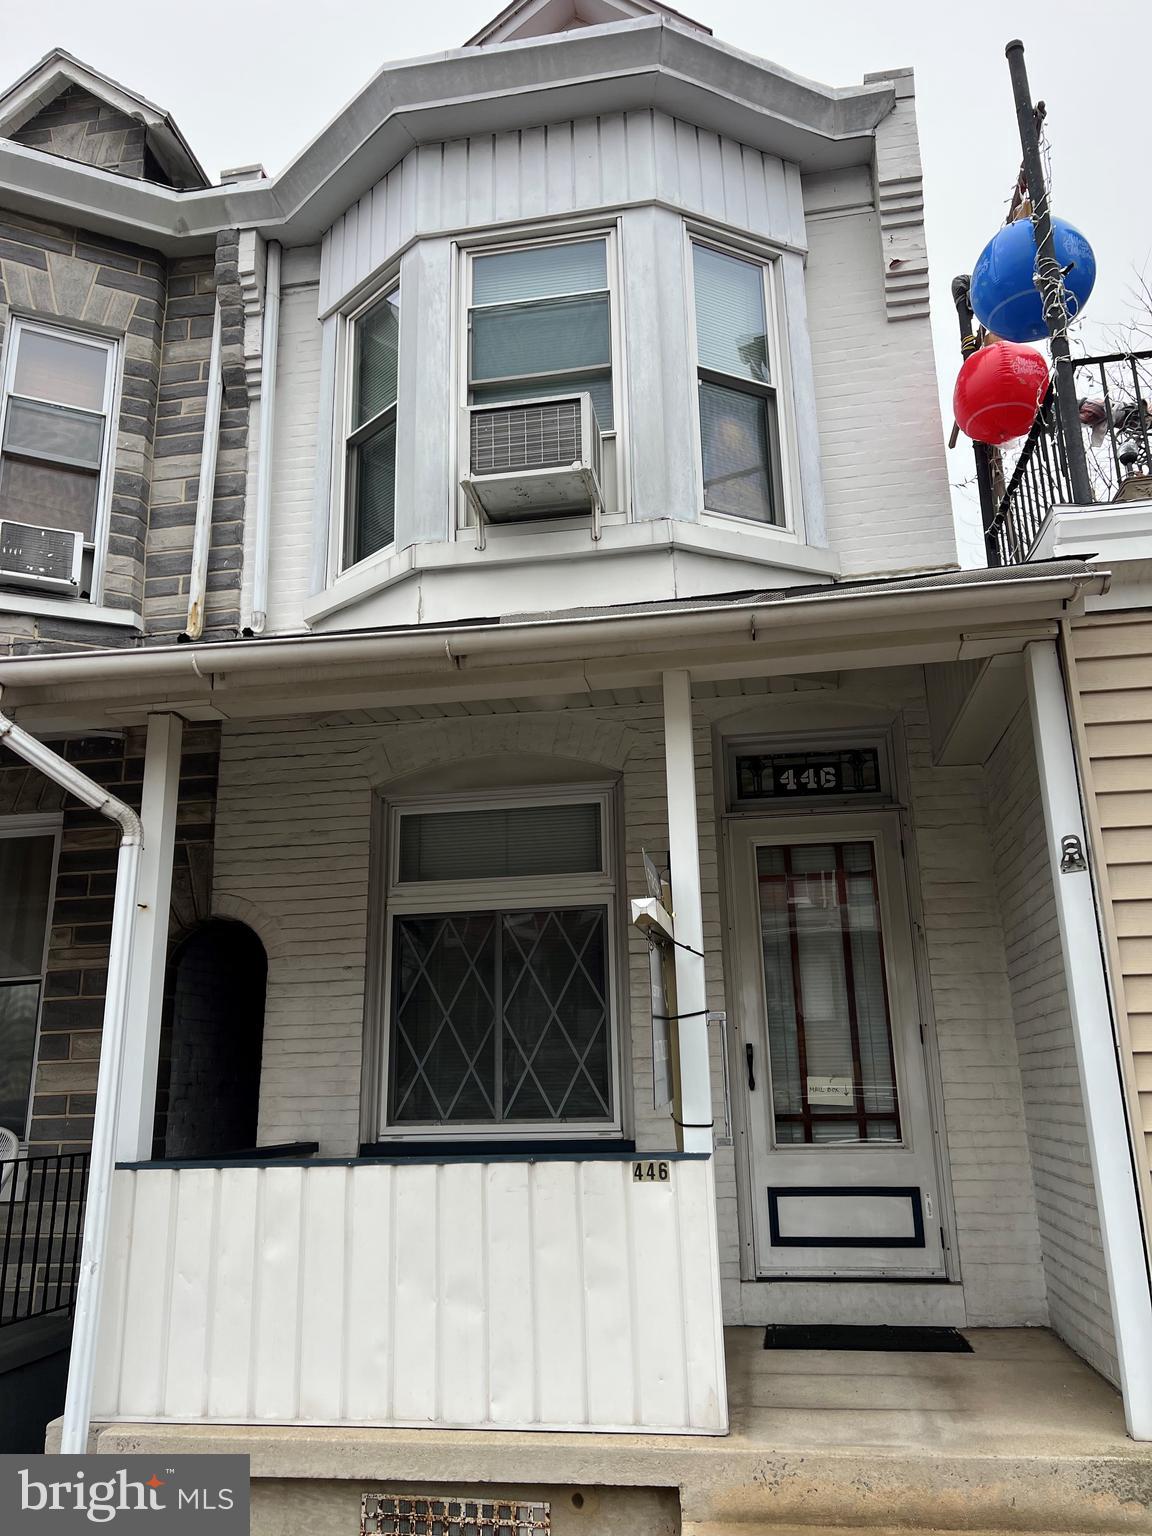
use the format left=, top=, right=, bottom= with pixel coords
left=4, top=0, right=1150, bottom=561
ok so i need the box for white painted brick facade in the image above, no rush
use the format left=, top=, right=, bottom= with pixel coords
left=987, top=706, right=1119, bottom=1383
left=211, top=666, right=1080, bottom=1330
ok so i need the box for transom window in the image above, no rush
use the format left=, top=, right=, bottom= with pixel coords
left=381, top=790, right=619, bottom=1136
left=692, top=240, right=783, bottom=526
left=0, top=818, right=60, bottom=1138
left=0, top=319, right=118, bottom=598
left=468, top=237, right=614, bottom=430
left=342, top=285, right=400, bottom=569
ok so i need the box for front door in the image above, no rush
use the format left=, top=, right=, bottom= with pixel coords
left=728, top=812, right=946, bottom=1278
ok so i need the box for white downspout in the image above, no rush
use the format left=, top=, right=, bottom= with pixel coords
left=184, top=296, right=224, bottom=641
left=247, top=239, right=281, bottom=636
left=0, top=712, right=143, bottom=1454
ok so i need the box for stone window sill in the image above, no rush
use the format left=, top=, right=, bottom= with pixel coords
left=0, top=592, right=142, bottom=628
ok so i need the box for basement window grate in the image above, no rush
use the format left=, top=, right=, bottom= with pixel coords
left=362, top=1498, right=551, bottom=1536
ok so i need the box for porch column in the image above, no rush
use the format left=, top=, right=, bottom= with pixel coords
left=1026, top=640, right=1152, bottom=1440
left=114, top=712, right=183, bottom=1162
left=662, top=670, right=712, bottom=1154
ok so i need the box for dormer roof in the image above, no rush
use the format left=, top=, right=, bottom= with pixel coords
left=0, top=48, right=209, bottom=189
left=466, top=0, right=710, bottom=46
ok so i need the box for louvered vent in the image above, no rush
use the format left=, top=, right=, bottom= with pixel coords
left=471, top=398, right=582, bottom=476
left=0, top=520, right=82, bottom=589
left=362, top=1497, right=551, bottom=1536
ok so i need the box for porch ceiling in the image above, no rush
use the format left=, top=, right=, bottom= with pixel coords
left=0, top=561, right=1108, bottom=733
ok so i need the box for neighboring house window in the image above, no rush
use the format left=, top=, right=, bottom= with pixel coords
left=381, top=790, right=619, bottom=1135
left=468, top=237, right=614, bottom=430
left=343, top=285, right=400, bottom=569
left=0, top=319, right=118, bottom=598
left=0, top=818, right=60, bottom=1138
left=692, top=240, right=783, bottom=526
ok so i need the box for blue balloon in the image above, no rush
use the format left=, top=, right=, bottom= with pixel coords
left=970, top=217, right=1096, bottom=342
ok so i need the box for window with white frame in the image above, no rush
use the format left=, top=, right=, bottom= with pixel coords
left=692, top=240, right=783, bottom=526
left=467, top=236, right=614, bottom=430
left=0, top=319, right=119, bottom=597
left=381, top=789, right=619, bottom=1135
left=0, top=818, right=60, bottom=1137
left=342, top=285, right=400, bottom=569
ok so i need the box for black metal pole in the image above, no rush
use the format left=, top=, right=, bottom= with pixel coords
left=1005, top=39, right=1094, bottom=506
left=952, top=274, right=1002, bottom=565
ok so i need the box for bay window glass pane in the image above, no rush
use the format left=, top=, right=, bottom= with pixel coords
left=14, top=329, right=108, bottom=412
left=349, top=421, right=396, bottom=562
left=4, top=398, right=105, bottom=470
left=473, top=240, right=606, bottom=306
left=0, top=982, right=39, bottom=1135
left=694, top=244, right=770, bottom=382
left=699, top=381, right=777, bottom=523
left=0, top=834, right=54, bottom=977
left=399, top=802, right=602, bottom=883
left=0, top=455, right=99, bottom=536
left=471, top=296, right=610, bottom=385
left=353, top=291, right=400, bottom=429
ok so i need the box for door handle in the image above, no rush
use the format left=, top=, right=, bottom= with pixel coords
left=745, top=1042, right=756, bottom=1091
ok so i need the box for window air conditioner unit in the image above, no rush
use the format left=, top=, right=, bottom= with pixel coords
left=0, top=520, right=83, bottom=594
left=461, top=392, right=604, bottom=549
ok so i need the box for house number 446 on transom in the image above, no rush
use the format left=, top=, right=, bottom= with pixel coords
left=632, top=1160, right=671, bottom=1182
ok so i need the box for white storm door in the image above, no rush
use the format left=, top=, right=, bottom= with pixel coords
left=729, top=813, right=946, bottom=1279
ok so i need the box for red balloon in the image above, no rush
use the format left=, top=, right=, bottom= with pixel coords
left=953, top=341, right=1049, bottom=446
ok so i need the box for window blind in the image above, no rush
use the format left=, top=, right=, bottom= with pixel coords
left=699, top=381, right=775, bottom=522
left=693, top=243, right=770, bottom=383
left=354, top=293, right=400, bottom=429
left=398, top=802, right=602, bottom=883
left=350, top=422, right=396, bottom=562
left=471, top=296, right=610, bottom=384
left=473, top=241, right=607, bottom=306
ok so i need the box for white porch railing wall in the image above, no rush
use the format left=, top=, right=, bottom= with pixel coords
left=91, top=1157, right=727, bottom=1434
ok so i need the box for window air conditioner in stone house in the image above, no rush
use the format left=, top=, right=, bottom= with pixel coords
left=0, top=520, right=83, bottom=594
left=461, top=392, right=604, bottom=548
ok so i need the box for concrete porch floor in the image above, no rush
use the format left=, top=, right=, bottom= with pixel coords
left=80, top=1328, right=1152, bottom=1533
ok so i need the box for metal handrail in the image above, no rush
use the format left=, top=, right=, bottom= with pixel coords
left=0, top=1151, right=89, bottom=1328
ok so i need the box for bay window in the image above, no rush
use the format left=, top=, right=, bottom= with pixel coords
left=343, top=285, right=400, bottom=568
left=0, top=319, right=118, bottom=598
left=692, top=240, right=783, bottom=525
left=468, top=237, right=614, bottom=430
left=381, top=790, right=619, bottom=1136
left=0, top=818, right=59, bottom=1137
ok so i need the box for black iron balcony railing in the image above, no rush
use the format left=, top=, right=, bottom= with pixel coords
left=0, top=1151, right=89, bottom=1328
left=984, top=350, right=1152, bottom=566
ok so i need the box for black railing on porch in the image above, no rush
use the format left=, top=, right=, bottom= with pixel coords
left=0, top=1151, right=89, bottom=1328
left=984, top=350, right=1152, bottom=566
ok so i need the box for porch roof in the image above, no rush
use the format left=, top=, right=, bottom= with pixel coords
left=0, top=558, right=1108, bottom=730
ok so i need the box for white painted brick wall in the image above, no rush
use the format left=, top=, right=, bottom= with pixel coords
left=213, top=669, right=1060, bottom=1329
left=265, top=282, right=323, bottom=633
left=987, top=706, right=1119, bottom=1383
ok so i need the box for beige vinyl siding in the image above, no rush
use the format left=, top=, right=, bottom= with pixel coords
left=1070, top=612, right=1152, bottom=1177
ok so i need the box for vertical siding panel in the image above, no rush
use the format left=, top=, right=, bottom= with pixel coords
left=441, top=138, right=469, bottom=230
left=598, top=113, right=629, bottom=205
left=762, top=154, right=792, bottom=245
left=572, top=117, right=601, bottom=209
left=340, top=201, right=360, bottom=299
left=162, top=1170, right=217, bottom=1419
left=416, top=142, right=444, bottom=235
left=625, top=110, right=657, bottom=203
left=719, top=136, right=748, bottom=228
left=206, top=1167, right=258, bottom=1419
left=629, top=1173, right=688, bottom=1427
left=369, top=176, right=391, bottom=273
left=467, top=135, right=496, bottom=227
left=383, top=163, right=405, bottom=266
left=91, top=1170, right=135, bottom=1416
left=652, top=112, right=681, bottom=206
left=251, top=1166, right=304, bottom=1420
left=743, top=146, right=772, bottom=240
left=580, top=1161, right=635, bottom=1426
left=344, top=1163, right=393, bottom=1421
left=355, top=189, right=374, bottom=285
left=116, top=1169, right=175, bottom=1416
left=391, top=1162, right=438, bottom=1422
left=319, top=225, right=337, bottom=313
left=531, top=1161, right=587, bottom=1425
left=436, top=1163, right=487, bottom=1424
left=519, top=126, right=547, bottom=219
left=485, top=1160, right=534, bottom=1423
left=492, top=130, right=522, bottom=224
left=677, top=1161, right=726, bottom=1429
left=696, top=130, right=726, bottom=222
left=399, top=154, right=420, bottom=252
left=545, top=122, right=576, bottom=213
left=783, top=160, right=807, bottom=248
left=674, top=118, right=703, bottom=211
left=298, top=1165, right=348, bottom=1419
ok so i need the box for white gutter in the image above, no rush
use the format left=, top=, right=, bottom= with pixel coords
left=0, top=712, right=142, bottom=1454
left=246, top=240, right=281, bottom=636
left=184, top=297, right=224, bottom=642
left=0, top=567, right=1109, bottom=695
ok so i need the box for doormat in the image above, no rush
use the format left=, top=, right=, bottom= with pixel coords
left=763, top=1324, right=972, bottom=1352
